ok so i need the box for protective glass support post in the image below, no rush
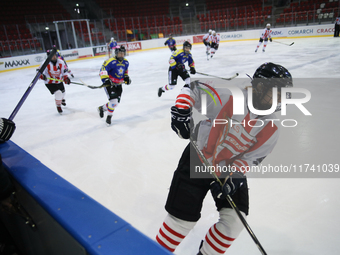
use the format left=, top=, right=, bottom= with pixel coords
left=71, top=21, right=78, bottom=49
left=86, top=19, right=93, bottom=47
left=54, top=22, right=62, bottom=50
left=64, top=21, right=70, bottom=49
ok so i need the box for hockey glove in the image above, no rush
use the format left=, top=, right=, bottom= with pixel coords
left=40, top=74, right=47, bottom=80
left=124, top=75, right=131, bottom=85
left=173, top=46, right=177, bottom=51
left=210, top=171, right=245, bottom=200
left=63, top=76, right=71, bottom=85
left=0, top=118, right=16, bottom=143
left=190, top=67, right=196, bottom=74
left=164, top=42, right=167, bottom=46
left=270, top=38, right=272, bottom=42
left=171, top=106, right=191, bottom=139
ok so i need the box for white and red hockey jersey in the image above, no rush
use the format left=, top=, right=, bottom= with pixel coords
left=335, top=17, right=340, bottom=25
left=175, top=80, right=279, bottom=175
left=39, top=58, right=69, bottom=84
left=209, top=34, right=220, bottom=44
left=203, top=33, right=211, bottom=42
left=261, top=28, right=272, bottom=39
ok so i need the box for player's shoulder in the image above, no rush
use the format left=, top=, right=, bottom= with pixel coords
left=106, top=57, right=117, bottom=65
left=123, top=58, right=129, bottom=63
left=173, top=49, right=183, bottom=56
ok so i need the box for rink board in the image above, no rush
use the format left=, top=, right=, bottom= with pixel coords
left=0, top=141, right=171, bottom=255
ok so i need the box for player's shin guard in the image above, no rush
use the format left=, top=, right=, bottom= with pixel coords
left=156, top=214, right=196, bottom=252
left=263, top=41, right=268, bottom=51
left=106, top=99, right=119, bottom=116
left=199, top=208, right=245, bottom=255
left=54, top=90, right=63, bottom=107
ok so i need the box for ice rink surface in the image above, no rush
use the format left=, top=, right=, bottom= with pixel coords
left=1, top=36, right=340, bottom=254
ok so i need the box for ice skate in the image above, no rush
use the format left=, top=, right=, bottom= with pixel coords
left=57, top=106, right=62, bottom=114
left=158, top=87, right=164, bottom=97
left=98, top=106, right=104, bottom=118
left=62, top=99, right=66, bottom=106
left=106, top=115, right=112, bottom=126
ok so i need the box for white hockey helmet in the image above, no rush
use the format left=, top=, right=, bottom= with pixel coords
left=212, top=30, right=216, bottom=35
left=209, top=29, right=212, bottom=33
left=266, top=23, right=271, bottom=28
left=111, top=37, right=114, bottom=41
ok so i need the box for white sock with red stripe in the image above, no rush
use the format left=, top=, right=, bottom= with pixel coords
left=257, top=41, right=262, bottom=49
left=156, top=214, right=196, bottom=252
left=200, top=208, right=245, bottom=255
left=54, top=90, right=63, bottom=106
left=263, top=41, right=268, bottom=49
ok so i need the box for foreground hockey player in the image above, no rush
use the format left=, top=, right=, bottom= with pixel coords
left=164, top=34, right=177, bottom=53
left=158, top=41, right=196, bottom=97
left=255, top=23, right=273, bottom=52
left=156, top=62, right=293, bottom=254
left=98, top=45, right=131, bottom=125
left=39, top=49, right=71, bottom=114
left=209, top=31, right=220, bottom=58
left=203, top=29, right=212, bottom=56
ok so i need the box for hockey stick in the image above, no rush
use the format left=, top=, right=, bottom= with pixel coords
left=190, top=137, right=268, bottom=255
left=8, top=48, right=57, bottom=120
left=273, top=41, right=294, bottom=46
left=194, top=71, right=239, bottom=81
left=47, top=77, right=111, bottom=89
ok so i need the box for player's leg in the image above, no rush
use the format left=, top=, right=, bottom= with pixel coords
left=198, top=180, right=249, bottom=255
left=45, top=83, right=65, bottom=114
left=156, top=144, right=211, bottom=252
left=178, top=69, right=190, bottom=85
left=263, top=38, right=268, bottom=52
left=158, top=68, right=178, bottom=97
left=255, top=38, right=263, bottom=52
left=210, top=43, right=216, bottom=58
left=99, top=85, right=122, bottom=124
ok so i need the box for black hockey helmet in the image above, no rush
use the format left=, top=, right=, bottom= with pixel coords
left=251, top=62, right=293, bottom=111
left=115, top=45, right=126, bottom=61
left=46, top=48, right=58, bottom=63
left=183, top=41, right=192, bottom=53
left=169, top=33, right=173, bottom=38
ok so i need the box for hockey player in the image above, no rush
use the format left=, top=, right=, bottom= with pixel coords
left=209, top=30, right=220, bottom=58
left=203, top=29, right=212, bottom=56
left=52, top=45, right=74, bottom=78
left=98, top=45, right=131, bottom=125
left=158, top=41, right=196, bottom=97
left=164, top=34, right=177, bottom=53
left=156, top=62, right=293, bottom=255
left=39, top=49, right=71, bottom=114
left=109, top=37, right=118, bottom=57
left=255, top=23, right=273, bottom=52
left=334, top=16, right=340, bottom=37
